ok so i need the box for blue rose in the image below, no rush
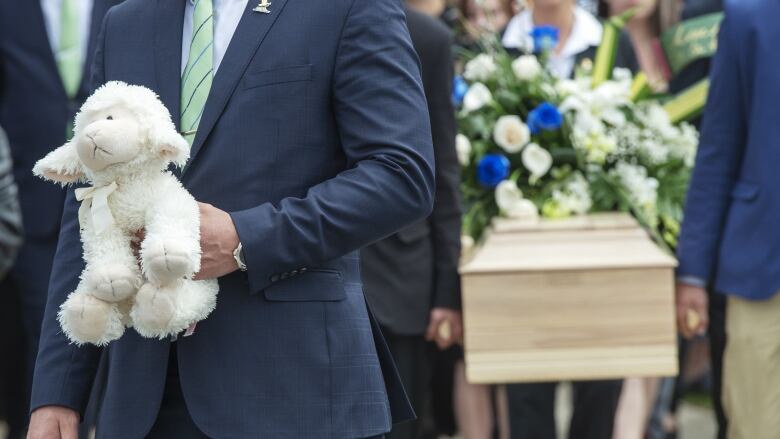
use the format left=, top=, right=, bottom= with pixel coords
left=452, top=76, right=468, bottom=105
left=477, top=154, right=510, bottom=188
left=530, top=25, right=559, bottom=53
left=527, top=102, right=563, bottom=134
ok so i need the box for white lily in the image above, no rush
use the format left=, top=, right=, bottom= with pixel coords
left=521, top=143, right=553, bottom=182
left=495, top=180, right=538, bottom=219
left=462, top=83, right=492, bottom=113
left=455, top=134, right=472, bottom=166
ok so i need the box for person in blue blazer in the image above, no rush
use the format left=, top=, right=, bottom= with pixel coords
left=676, top=1, right=780, bottom=437
left=0, top=0, right=120, bottom=435
left=27, top=0, right=432, bottom=438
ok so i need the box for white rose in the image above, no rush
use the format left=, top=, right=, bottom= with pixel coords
left=462, top=82, right=492, bottom=113
left=493, top=115, right=530, bottom=153
left=455, top=134, right=472, bottom=166
left=521, top=143, right=553, bottom=181
left=463, top=54, right=497, bottom=82
left=512, top=55, right=542, bottom=81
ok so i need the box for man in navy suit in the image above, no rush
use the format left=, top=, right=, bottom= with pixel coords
left=28, top=0, right=431, bottom=438
left=676, top=1, right=780, bottom=437
left=0, top=0, right=119, bottom=435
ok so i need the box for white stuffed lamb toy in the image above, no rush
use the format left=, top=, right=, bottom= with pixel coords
left=33, top=81, right=218, bottom=346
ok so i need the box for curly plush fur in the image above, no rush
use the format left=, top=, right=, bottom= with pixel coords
left=33, top=81, right=218, bottom=346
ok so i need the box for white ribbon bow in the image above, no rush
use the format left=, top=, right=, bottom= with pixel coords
left=75, top=181, right=118, bottom=235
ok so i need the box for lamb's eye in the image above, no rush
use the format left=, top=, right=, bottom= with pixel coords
left=106, top=115, right=113, bottom=120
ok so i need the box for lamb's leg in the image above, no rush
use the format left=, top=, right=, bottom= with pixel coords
left=58, top=288, right=125, bottom=346
left=140, top=185, right=201, bottom=286
left=131, top=278, right=218, bottom=339
left=82, top=223, right=142, bottom=303
left=133, top=183, right=208, bottom=338
left=61, top=221, right=139, bottom=345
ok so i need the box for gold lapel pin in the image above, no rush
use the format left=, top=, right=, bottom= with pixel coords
left=253, top=0, right=271, bottom=13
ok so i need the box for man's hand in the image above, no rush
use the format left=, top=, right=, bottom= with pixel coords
left=675, top=282, right=709, bottom=339
left=194, top=202, right=240, bottom=280
left=425, top=308, right=463, bottom=350
left=27, top=406, right=79, bottom=439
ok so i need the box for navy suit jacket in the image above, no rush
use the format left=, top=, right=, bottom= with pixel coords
left=31, top=0, right=432, bottom=437
left=677, top=0, right=779, bottom=300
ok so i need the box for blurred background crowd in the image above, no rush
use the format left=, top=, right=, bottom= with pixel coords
left=0, top=0, right=724, bottom=438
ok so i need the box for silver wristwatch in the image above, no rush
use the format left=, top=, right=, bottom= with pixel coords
left=233, top=242, right=247, bottom=272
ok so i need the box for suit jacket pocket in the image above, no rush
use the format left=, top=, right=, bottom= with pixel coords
left=731, top=181, right=760, bottom=201
left=263, top=269, right=346, bottom=302
left=244, top=64, right=313, bottom=90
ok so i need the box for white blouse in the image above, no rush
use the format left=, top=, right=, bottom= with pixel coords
left=502, top=7, right=603, bottom=79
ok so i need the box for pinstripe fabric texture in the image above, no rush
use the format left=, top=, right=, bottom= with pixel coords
left=181, top=0, right=213, bottom=144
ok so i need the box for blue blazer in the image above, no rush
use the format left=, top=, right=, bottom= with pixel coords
left=677, top=0, right=779, bottom=300
left=31, top=0, right=432, bottom=437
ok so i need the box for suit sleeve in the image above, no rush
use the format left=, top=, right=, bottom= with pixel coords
left=28, top=8, right=112, bottom=416
left=426, top=31, right=462, bottom=310
left=676, top=7, right=747, bottom=282
left=230, top=0, right=435, bottom=294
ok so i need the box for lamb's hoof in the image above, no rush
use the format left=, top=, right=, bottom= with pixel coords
left=142, top=239, right=197, bottom=285
left=86, top=264, right=140, bottom=303
left=58, top=293, right=124, bottom=346
left=131, top=283, right=177, bottom=338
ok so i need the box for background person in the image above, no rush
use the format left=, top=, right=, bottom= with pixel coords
left=676, top=1, right=780, bottom=437
left=0, top=125, right=23, bottom=439
left=0, top=1, right=120, bottom=435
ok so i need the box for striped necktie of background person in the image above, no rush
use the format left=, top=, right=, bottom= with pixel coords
left=58, top=0, right=82, bottom=138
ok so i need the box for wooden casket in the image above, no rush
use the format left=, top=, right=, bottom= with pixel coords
left=461, top=213, right=679, bottom=384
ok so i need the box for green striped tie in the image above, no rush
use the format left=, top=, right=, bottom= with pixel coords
left=181, top=0, right=214, bottom=145
left=57, top=0, right=82, bottom=99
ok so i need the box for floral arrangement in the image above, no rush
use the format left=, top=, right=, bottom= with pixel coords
left=454, top=25, right=698, bottom=250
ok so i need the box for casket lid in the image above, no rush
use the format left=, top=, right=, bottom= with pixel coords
left=462, top=213, right=677, bottom=274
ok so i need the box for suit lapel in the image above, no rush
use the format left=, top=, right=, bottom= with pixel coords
left=154, top=0, right=187, bottom=132
left=183, top=0, right=290, bottom=175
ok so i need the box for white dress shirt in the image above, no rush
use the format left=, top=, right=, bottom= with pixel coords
left=40, top=0, right=94, bottom=66
left=181, top=0, right=249, bottom=75
left=502, top=7, right=603, bottom=79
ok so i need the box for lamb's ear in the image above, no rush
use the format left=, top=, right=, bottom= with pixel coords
left=32, top=141, right=85, bottom=184
left=150, top=122, right=190, bottom=168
